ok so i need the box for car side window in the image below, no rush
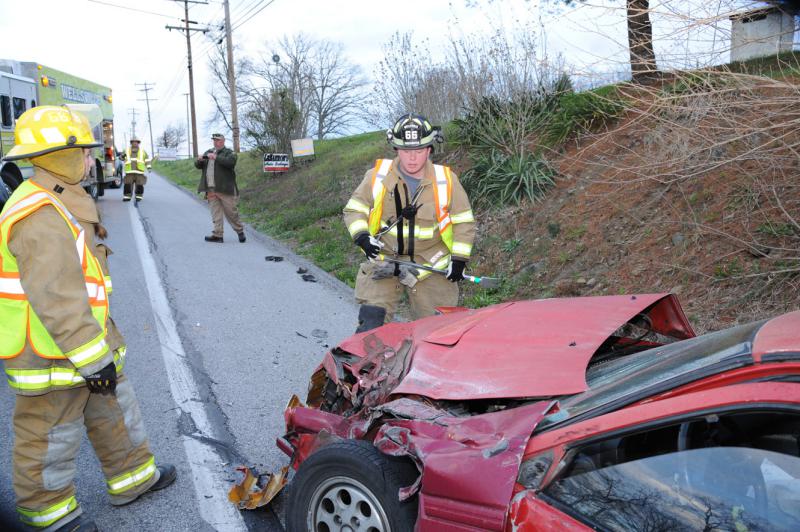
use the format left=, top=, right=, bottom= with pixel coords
left=543, top=410, right=800, bottom=531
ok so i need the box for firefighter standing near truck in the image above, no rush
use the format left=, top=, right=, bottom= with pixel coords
left=344, top=114, right=476, bottom=325
left=123, top=137, right=150, bottom=201
left=0, top=105, right=176, bottom=531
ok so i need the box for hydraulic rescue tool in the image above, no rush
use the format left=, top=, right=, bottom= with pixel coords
left=381, top=257, right=501, bottom=289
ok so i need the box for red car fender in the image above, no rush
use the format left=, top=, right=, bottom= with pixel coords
left=372, top=401, right=554, bottom=531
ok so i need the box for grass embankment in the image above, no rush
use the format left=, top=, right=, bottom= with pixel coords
left=157, top=52, right=800, bottom=330
left=154, top=131, right=390, bottom=286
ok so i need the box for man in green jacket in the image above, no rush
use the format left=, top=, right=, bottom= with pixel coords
left=195, top=133, right=245, bottom=243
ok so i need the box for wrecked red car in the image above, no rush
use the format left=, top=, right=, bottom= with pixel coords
left=276, top=294, right=800, bottom=531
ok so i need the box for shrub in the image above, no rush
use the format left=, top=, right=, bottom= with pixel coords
left=454, top=72, right=626, bottom=207
left=543, top=87, right=627, bottom=145
left=462, top=150, right=556, bottom=206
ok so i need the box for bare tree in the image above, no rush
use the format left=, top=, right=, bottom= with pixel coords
left=206, top=41, right=253, bottom=138
left=308, top=40, right=366, bottom=139
left=369, top=32, right=462, bottom=127
left=239, top=91, right=272, bottom=152
left=240, top=88, right=302, bottom=152
left=157, top=122, right=186, bottom=149
left=250, top=34, right=316, bottom=139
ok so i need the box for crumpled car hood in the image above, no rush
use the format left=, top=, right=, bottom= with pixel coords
left=338, top=294, right=693, bottom=401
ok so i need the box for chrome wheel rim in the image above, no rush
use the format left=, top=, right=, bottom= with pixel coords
left=307, top=475, right=391, bottom=532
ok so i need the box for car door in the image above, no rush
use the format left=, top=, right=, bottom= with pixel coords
left=510, top=383, right=800, bottom=531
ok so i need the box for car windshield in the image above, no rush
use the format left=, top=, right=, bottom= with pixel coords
left=536, top=320, right=765, bottom=432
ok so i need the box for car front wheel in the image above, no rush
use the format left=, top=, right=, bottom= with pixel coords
left=286, top=439, right=418, bottom=532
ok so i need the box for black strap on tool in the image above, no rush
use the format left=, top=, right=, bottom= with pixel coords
left=402, top=184, right=416, bottom=263
left=393, top=184, right=404, bottom=258
left=390, top=180, right=422, bottom=274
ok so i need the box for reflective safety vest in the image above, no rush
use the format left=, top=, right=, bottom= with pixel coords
left=124, top=147, right=148, bottom=174
left=366, top=159, right=457, bottom=253
left=0, top=180, right=110, bottom=365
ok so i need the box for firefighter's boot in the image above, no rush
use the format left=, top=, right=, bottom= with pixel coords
left=109, top=464, right=177, bottom=506
left=122, top=183, right=132, bottom=201
left=134, top=184, right=144, bottom=201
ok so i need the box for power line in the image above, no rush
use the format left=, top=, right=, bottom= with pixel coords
left=166, top=0, right=210, bottom=158
left=232, top=0, right=277, bottom=32
left=153, top=58, right=189, bottom=116
left=136, top=82, right=158, bottom=156
left=194, top=0, right=275, bottom=58
left=128, top=108, right=139, bottom=139
left=230, top=0, right=265, bottom=27
left=88, top=0, right=179, bottom=19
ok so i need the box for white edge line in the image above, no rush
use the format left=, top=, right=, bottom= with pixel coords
left=129, top=206, right=246, bottom=531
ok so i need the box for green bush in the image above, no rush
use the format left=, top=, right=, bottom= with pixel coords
left=454, top=74, right=626, bottom=207
left=543, top=87, right=627, bottom=145
left=462, top=150, right=556, bottom=206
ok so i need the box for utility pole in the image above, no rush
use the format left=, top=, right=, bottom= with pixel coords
left=183, top=92, right=191, bottom=159
left=167, top=0, right=208, bottom=158
left=136, top=82, right=157, bottom=157
left=222, top=0, right=240, bottom=152
left=128, top=108, right=139, bottom=139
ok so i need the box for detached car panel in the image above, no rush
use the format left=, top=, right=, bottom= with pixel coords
left=339, top=294, right=694, bottom=401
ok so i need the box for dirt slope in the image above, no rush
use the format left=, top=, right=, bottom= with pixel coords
left=464, top=79, right=800, bottom=333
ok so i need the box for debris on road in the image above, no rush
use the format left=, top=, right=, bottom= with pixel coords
left=296, top=331, right=308, bottom=338
left=228, top=465, right=289, bottom=510
left=296, top=267, right=308, bottom=274
left=301, top=274, right=317, bottom=283
left=264, top=255, right=284, bottom=262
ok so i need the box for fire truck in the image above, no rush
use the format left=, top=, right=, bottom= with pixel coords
left=0, top=60, right=120, bottom=202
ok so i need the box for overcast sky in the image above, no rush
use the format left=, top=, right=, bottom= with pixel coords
left=0, top=0, right=768, bottom=156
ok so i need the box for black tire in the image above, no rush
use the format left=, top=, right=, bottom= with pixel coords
left=95, top=161, right=105, bottom=197
left=286, top=439, right=419, bottom=532
left=85, top=181, right=98, bottom=200
left=85, top=163, right=99, bottom=200
left=0, top=180, right=11, bottom=212
left=1, top=166, right=23, bottom=191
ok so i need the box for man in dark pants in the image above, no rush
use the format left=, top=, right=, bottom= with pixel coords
left=123, top=138, right=150, bottom=202
left=195, top=133, right=245, bottom=243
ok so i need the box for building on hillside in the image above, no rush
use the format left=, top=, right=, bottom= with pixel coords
left=729, top=7, right=797, bottom=62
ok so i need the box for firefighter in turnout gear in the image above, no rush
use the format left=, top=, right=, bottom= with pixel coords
left=123, top=137, right=150, bottom=201
left=0, top=105, right=176, bottom=531
left=344, top=114, right=476, bottom=325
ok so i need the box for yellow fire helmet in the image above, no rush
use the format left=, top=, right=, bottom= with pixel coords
left=3, top=104, right=103, bottom=162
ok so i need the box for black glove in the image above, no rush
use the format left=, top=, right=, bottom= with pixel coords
left=446, top=259, right=467, bottom=282
left=85, top=363, right=117, bottom=395
left=355, top=233, right=382, bottom=260
left=400, top=204, right=418, bottom=220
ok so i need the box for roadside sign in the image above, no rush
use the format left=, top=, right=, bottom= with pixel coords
left=157, top=147, right=177, bottom=161
left=264, top=153, right=290, bottom=173
left=290, top=138, right=314, bottom=158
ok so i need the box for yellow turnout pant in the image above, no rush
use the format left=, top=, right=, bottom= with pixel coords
left=355, top=260, right=459, bottom=322
left=12, top=376, right=156, bottom=529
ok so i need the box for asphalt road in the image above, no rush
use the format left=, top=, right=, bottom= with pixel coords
left=0, top=172, right=359, bottom=531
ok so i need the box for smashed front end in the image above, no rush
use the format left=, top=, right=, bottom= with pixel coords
left=232, top=294, right=695, bottom=529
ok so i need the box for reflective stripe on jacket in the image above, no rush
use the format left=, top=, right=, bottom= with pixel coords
left=343, top=158, right=475, bottom=279
left=0, top=180, right=111, bottom=392
left=124, top=147, right=148, bottom=174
